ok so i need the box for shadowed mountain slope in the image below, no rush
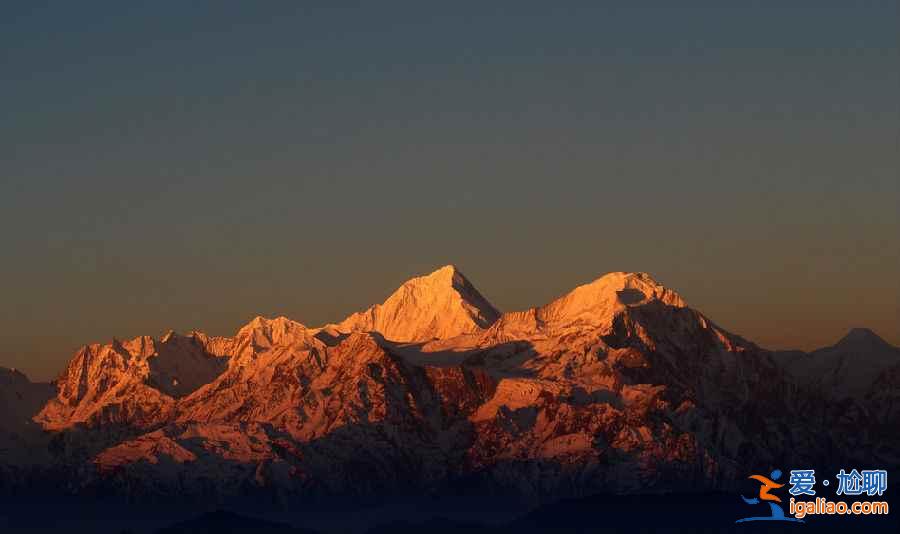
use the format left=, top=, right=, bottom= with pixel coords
left=0, top=265, right=895, bottom=510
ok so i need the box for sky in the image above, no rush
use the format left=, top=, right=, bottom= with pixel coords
left=2, top=1, right=898, bottom=381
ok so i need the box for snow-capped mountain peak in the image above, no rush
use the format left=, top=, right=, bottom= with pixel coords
left=236, top=316, right=310, bottom=347
left=542, top=271, right=686, bottom=318
left=333, top=264, right=500, bottom=341
left=488, top=271, right=688, bottom=337
left=6, top=264, right=897, bottom=508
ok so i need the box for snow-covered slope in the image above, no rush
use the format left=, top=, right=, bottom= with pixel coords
left=35, top=332, right=230, bottom=430
left=332, top=264, right=500, bottom=342
left=477, top=271, right=687, bottom=341
left=80, top=271, right=822, bottom=498
left=3, top=266, right=896, bottom=503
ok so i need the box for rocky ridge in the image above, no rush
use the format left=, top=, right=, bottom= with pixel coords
left=2, top=265, right=897, bottom=503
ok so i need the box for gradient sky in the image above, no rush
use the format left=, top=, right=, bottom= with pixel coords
left=2, top=1, right=898, bottom=381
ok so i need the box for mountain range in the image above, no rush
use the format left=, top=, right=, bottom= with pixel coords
left=1, top=265, right=898, bottom=512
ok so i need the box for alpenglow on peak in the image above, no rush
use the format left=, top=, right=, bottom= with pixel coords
left=333, top=264, right=500, bottom=342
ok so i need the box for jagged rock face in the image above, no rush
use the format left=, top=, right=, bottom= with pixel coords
left=334, top=265, right=500, bottom=342
left=35, top=332, right=229, bottom=430
left=457, top=278, right=824, bottom=494
left=176, top=317, right=327, bottom=433
left=93, top=331, right=499, bottom=498
left=5, top=266, right=898, bottom=503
